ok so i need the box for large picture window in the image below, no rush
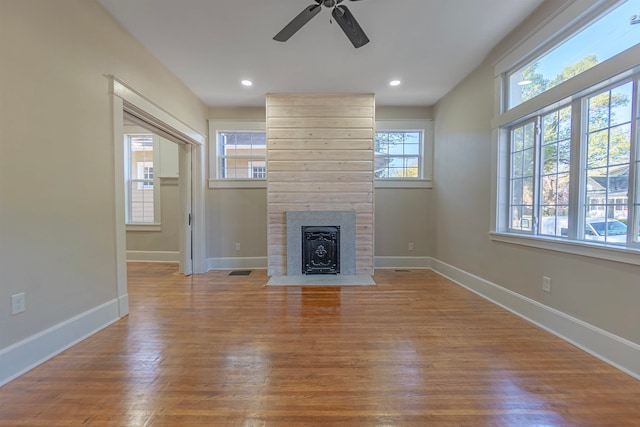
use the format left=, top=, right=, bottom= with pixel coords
left=495, top=0, right=640, bottom=262
left=504, top=76, right=638, bottom=248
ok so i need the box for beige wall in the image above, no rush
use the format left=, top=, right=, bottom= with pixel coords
left=0, top=0, right=207, bottom=350
left=375, top=189, right=433, bottom=257
left=432, top=3, right=640, bottom=345
left=126, top=180, right=180, bottom=252
left=205, top=106, right=433, bottom=264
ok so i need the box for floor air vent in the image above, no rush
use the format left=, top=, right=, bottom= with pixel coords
left=228, top=270, right=252, bottom=276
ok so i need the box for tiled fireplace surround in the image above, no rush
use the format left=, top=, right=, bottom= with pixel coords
left=286, top=211, right=356, bottom=276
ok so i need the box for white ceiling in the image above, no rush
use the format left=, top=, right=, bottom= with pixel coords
left=98, top=0, right=543, bottom=107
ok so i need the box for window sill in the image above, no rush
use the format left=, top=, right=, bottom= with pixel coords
left=208, top=179, right=267, bottom=189
left=375, top=179, right=432, bottom=189
left=490, top=232, right=640, bottom=266
left=126, top=223, right=161, bottom=232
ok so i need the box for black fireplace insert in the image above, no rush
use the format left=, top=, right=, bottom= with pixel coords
left=302, top=226, right=340, bottom=274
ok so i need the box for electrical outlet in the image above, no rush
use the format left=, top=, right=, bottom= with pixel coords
left=11, top=293, right=25, bottom=315
left=542, top=276, right=551, bottom=293
left=408, top=243, right=414, bottom=251
left=235, top=243, right=241, bottom=251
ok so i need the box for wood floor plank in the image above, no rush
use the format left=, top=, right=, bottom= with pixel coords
left=0, top=264, right=639, bottom=426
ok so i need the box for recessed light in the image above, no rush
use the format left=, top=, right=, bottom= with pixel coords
left=241, top=79, right=253, bottom=87
left=389, top=80, right=401, bottom=86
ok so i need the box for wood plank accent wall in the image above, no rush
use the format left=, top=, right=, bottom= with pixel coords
left=266, top=94, right=375, bottom=276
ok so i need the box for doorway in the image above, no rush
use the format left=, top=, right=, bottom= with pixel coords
left=110, top=77, right=206, bottom=317
left=122, top=118, right=191, bottom=273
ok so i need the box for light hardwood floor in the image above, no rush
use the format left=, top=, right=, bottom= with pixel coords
left=1, top=263, right=639, bottom=426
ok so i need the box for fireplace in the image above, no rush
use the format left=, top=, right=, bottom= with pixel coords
left=302, top=226, right=340, bottom=274
left=286, top=211, right=356, bottom=275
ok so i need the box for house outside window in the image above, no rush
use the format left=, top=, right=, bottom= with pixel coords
left=494, top=0, right=640, bottom=262
left=249, top=161, right=267, bottom=179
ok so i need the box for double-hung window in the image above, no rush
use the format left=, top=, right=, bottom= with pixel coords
left=495, top=0, right=640, bottom=260
left=209, top=121, right=266, bottom=188
left=219, top=131, right=266, bottom=178
left=374, top=120, right=433, bottom=188
left=124, top=133, right=159, bottom=225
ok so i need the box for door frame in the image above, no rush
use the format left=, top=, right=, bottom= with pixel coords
left=110, top=76, right=206, bottom=317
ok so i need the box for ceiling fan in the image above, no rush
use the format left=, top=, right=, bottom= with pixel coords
left=273, top=0, right=370, bottom=48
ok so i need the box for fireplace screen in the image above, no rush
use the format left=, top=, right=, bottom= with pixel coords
left=302, top=226, right=340, bottom=274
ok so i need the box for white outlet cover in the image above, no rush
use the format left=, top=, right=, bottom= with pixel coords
left=11, top=293, right=26, bottom=315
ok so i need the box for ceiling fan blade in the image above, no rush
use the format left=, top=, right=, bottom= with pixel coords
left=273, top=4, right=322, bottom=42
left=331, top=5, right=369, bottom=48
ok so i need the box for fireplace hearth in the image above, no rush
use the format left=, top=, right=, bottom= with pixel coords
left=302, top=226, right=340, bottom=274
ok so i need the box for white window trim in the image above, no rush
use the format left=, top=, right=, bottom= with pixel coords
left=491, top=0, right=640, bottom=266
left=208, top=120, right=266, bottom=189
left=374, top=119, right=433, bottom=189
left=490, top=231, right=640, bottom=266
left=124, top=131, right=162, bottom=229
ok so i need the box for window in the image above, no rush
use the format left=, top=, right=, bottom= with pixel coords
left=375, top=130, right=421, bottom=178
left=508, top=107, right=574, bottom=237
left=495, top=1, right=640, bottom=261
left=507, top=1, right=640, bottom=109
left=208, top=121, right=267, bottom=188
left=125, top=134, right=159, bottom=224
left=539, top=106, right=572, bottom=237
left=505, top=78, right=638, bottom=247
left=219, top=131, right=266, bottom=178
left=509, top=121, right=536, bottom=232
left=584, top=82, right=633, bottom=243
left=374, top=120, right=433, bottom=188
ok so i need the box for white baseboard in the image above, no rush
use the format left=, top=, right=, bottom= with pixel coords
left=206, top=256, right=433, bottom=271
left=430, top=258, right=640, bottom=380
left=118, top=294, right=129, bottom=317
left=207, top=257, right=268, bottom=270
left=126, top=250, right=179, bottom=263
left=0, top=299, right=121, bottom=387
left=374, top=256, right=433, bottom=269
